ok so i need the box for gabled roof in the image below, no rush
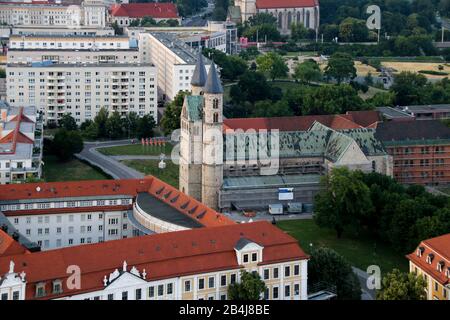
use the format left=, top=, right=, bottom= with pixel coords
left=0, top=221, right=308, bottom=300
left=0, top=229, right=29, bottom=258
left=110, top=3, right=179, bottom=19
left=256, top=0, right=319, bottom=9
left=204, top=63, right=223, bottom=94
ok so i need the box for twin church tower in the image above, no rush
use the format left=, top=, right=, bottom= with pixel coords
left=179, top=52, right=224, bottom=210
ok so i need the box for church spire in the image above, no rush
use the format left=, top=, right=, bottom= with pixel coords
left=190, top=49, right=207, bottom=87
left=204, top=63, right=223, bottom=94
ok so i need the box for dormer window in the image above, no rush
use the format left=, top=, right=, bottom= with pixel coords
left=251, top=253, right=257, bottom=262
left=243, top=254, right=249, bottom=263
left=35, top=283, right=46, bottom=298
left=52, top=280, right=63, bottom=294
left=426, top=253, right=434, bottom=264
left=417, top=246, right=425, bottom=257
left=437, top=261, right=445, bottom=272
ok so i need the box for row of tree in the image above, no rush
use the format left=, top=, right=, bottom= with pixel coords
left=314, top=168, right=450, bottom=254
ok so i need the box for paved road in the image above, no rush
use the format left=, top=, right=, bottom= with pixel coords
left=111, top=155, right=167, bottom=161
left=75, top=140, right=144, bottom=179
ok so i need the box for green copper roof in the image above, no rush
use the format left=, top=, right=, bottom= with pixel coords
left=185, top=95, right=203, bottom=121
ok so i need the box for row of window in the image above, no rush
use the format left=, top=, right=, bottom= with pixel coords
left=3, top=199, right=132, bottom=212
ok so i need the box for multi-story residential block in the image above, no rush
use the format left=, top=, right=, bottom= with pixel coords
left=11, top=26, right=115, bottom=37
left=407, top=233, right=450, bottom=300
left=0, top=176, right=235, bottom=250
left=0, top=0, right=106, bottom=27
left=0, top=220, right=309, bottom=300
left=6, top=62, right=158, bottom=124
left=109, top=3, right=181, bottom=27
left=0, top=101, right=43, bottom=184
left=139, top=32, right=211, bottom=101
left=375, top=120, right=450, bottom=185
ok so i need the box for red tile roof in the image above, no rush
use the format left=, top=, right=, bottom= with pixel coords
left=0, top=221, right=307, bottom=299
left=223, top=111, right=381, bottom=132
left=0, top=176, right=235, bottom=228
left=110, top=3, right=179, bottom=19
left=0, top=106, right=35, bottom=155
left=256, top=0, right=319, bottom=9
left=0, top=229, right=29, bottom=257
left=406, top=233, right=450, bottom=286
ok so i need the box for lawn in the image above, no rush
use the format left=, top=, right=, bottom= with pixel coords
left=98, top=143, right=173, bottom=156
left=277, top=219, right=408, bottom=274
left=43, top=155, right=111, bottom=182
left=270, top=81, right=303, bottom=92
left=121, top=159, right=179, bottom=188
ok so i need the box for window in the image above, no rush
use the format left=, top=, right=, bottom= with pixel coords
left=122, top=291, right=128, bottom=300
left=198, top=278, right=205, bottom=290
left=213, top=98, right=219, bottom=109
left=263, top=269, right=270, bottom=280
left=294, top=265, right=300, bottom=276
left=135, top=288, right=142, bottom=300
left=285, top=285, right=290, bottom=297
left=208, top=277, right=215, bottom=289
left=273, top=287, right=279, bottom=299
left=294, top=284, right=300, bottom=296
left=184, top=280, right=191, bottom=292
left=220, top=294, right=227, bottom=300
left=53, top=281, right=62, bottom=294
left=243, top=254, right=249, bottom=263
left=435, top=282, right=439, bottom=291
left=230, top=274, right=236, bottom=284
left=167, top=283, right=173, bottom=295
left=12, top=291, right=20, bottom=300
left=285, top=266, right=290, bottom=277
left=36, top=283, right=46, bottom=297
left=252, top=253, right=257, bottom=262
left=273, top=268, right=279, bottom=279
left=1, top=293, right=7, bottom=300
left=221, top=275, right=227, bottom=287
left=213, top=112, right=219, bottom=123
left=158, top=285, right=164, bottom=296
left=264, top=288, right=269, bottom=300
left=148, top=286, right=155, bottom=298
left=108, top=293, right=114, bottom=300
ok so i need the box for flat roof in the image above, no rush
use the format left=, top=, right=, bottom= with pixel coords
left=402, top=104, right=450, bottom=113
left=136, top=192, right=203, bottom=229
left=377, top=107, right=413, bottom=119
left=223, top=174, right=321, bottom=190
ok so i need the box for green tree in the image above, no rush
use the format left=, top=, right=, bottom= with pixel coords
left=324, top=52, right=356, bottom=84
left=377, top=269, right=426, bottom=300
left=160, top=91, right=190, bottom=135
left=291, top=24, right=309, bottom=41
left=105, top=111, right=124, bottom=139
left=367, top=91, right=396, bottom=108
left=390, top=71, right=427, bottom=105
left=82, top=121, right=99, bottom=140
left=308, top=247, right=361, bottom=300
left=252, top=99, right=293, bottom=117
left=94, top=107, right=109, bottom=138
left=140, top=16, right=157, bottom=27
left=294, top=59, right=322, bottom=84
left=314, top=167, right=374, bottom=238
left=122, top=112, right=140, bottom=138
left=256, top=52, right=288, bottom=81
left=137, top=114, right=156, bottom=139
left=227, top=270, right=267, bottom=300
left=58, top=113, right=78, bottom=131
left=338, top=18, right=369, bottom=42
left=230, top=71, right=272, bottom=104
left=0, top=68, right=5, bottom=78
left=52, top=129, right=84, bottom=161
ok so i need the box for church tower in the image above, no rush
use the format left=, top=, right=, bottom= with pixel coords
left=201, top=63, right=224, bottom=210
left=178, top=51, right=206, bottom=200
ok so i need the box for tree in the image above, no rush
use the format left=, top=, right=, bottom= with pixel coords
left=0, top=68, right=5, bottom=78
left=122, top=112, right=140, bottom=138
left=82, top=121, right=99, bottom=140
left=105, top=111, right=124, bottom=139
left=256, top=52, right=288, bottom=81
left=377, top=269, right=426, bottom=300
left=314, top=167, right=374, bottom=238
left=58, top=113, right=78, bottom=131
left=338, top=18, right=369, bottom=42
left=291, top=24, right=309, bottom=41
left=52, top=129, right=84, bottom=161
left=390, top=71, right=427, bottom=105
left=324, top=52, right=356, bottom=84
left=230, top=71, right=272, bottom=104
left=227, top=270, right=267, bottom=300
left=252, top=99, right=293, bottom=117
left=367, top=91, right=396, bottom=108
left=160, top=91, right=190, bottom=135
left=140, top=16, right=157, bottom=27
left=137, top=114, right=156, bottom=139
left=294, top=60, right=322, bottom=84
left=308, top=247, right=361, bottom=300
left=94, top=107, right=109, bottom=138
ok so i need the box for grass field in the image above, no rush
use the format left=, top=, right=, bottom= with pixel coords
left=98, top=143, right=173, bottom=156
left=381, top=61, right=450, bottom=79
left=277, top=219, right=408, bottom=274
left=43, top=155, right=110, bottom=182
left=121, top=159, right=179, bottom=187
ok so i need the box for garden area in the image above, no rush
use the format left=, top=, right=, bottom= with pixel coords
left=120, top=159, right=179, bottom=188
left=42, top=155, right=110, bottom=182
left=98, top=143, right=173, bottom=156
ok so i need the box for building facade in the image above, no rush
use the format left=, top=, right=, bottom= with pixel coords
left=230, top=0, right=319, bottom=35
left=6, top=62, right=158, bottom=124
left=139, top=32, right=211, bottom=101
left=407, top=233, right=450, bottom=300
left=375, top=120, right=450, bottom=185
left=0, top=0, right=106, bottom=27
left=0, top=101, right=43, bottom=184
left=0, top=220, right=309, bottom=300
left=109, top=3, right=181, bottom=27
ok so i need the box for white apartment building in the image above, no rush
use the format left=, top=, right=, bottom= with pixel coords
left=0, top=0, right=106, bottom=27
left=6, top=62, right=158, bottom=124
left=11, top=26, right=115, bottom=37
left=139, top=32, right=211, bottom=101
left=8, top=35, right=130, bottom=50
left=0, top=101, right=43, bottom=184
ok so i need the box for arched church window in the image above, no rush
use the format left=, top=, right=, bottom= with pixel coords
left=213, top=112, right=219, bottom=123
left=305, top=11, right=310, bottom=29
left=213, top=98, right=219, bottom=109
left=297, top=11, right=301, bottom=24
left=278, top=12, right=283, bottom=29
left=287, top=12, right=292, bottom=27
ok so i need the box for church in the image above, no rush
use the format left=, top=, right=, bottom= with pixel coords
left=228, top=0, right=320, bottom=35
left=178, top=52, right=393, bottom=211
